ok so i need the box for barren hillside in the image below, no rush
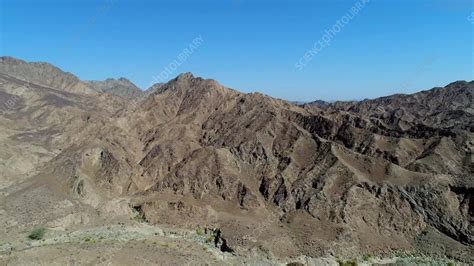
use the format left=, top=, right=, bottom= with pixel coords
left=0, top=57, right=472, bottom=265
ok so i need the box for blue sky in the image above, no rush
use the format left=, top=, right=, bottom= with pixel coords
left=1, top=0, right=472, bottom=101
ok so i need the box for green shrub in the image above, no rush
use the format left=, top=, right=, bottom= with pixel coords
left=133, top=215, right=146, bottom=223
left=337, top=259, right=358, bottom=266
left=206, top=235, right=214, bottom=244
left=28, top=228, right=46, bottom=240
left=196, top=227, right=204, bottom=236
left=83, top=237, right=97, bottom=245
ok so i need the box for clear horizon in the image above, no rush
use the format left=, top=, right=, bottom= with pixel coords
left=1, top=0, right=472, bottom=101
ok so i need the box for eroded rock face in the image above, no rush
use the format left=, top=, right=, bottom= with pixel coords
left=0, top=57, right=472, bottom=262
left=114, top=75, right=472, bottom=260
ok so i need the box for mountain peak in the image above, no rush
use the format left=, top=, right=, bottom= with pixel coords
left=175, top=72, right=195, bottom=81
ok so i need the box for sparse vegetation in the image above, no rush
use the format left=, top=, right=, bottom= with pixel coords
left=83, top=237, right=97, bottom=245
left=28, top=228, right=46, bottom=240
left=206, top=235, right=214, bottom=244
left=131, top=207, right=147, bottom=223
left=0, top=242, right=13, bottom=255
left=337, top=259, right=358, bottom=266
left=133, top=214, right=147, bottom=223
left=196, top=227, right=204, bottom=236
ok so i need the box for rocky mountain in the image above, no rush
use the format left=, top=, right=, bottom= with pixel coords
left=0, top=57, right=472, bottom=264
left=144, top=82, right=165, bottom=96
left=306, top=81, right=473, bottom=132
left=86, top=78, right=143, bottom=99
left=0, top=57, right=98, bottom=95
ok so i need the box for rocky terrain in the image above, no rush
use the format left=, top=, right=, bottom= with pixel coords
left=0, top=56, right=472, bottom=265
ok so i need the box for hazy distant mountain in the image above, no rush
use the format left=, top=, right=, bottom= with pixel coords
left=306, top=81, right=474, bottom=132
left=86, top=78, right=143, bottom=99
left=0, top=57, right=472, bottom=264
left=0, top=56, right=98, bottom=94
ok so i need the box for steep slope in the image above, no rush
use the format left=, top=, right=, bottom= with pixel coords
left=143, top=82, right=165, bottom=97
left=0, top=72, right=125, bottom=189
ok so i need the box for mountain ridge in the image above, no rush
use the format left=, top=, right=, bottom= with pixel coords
left=0, top=57, right=472, bottom=264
